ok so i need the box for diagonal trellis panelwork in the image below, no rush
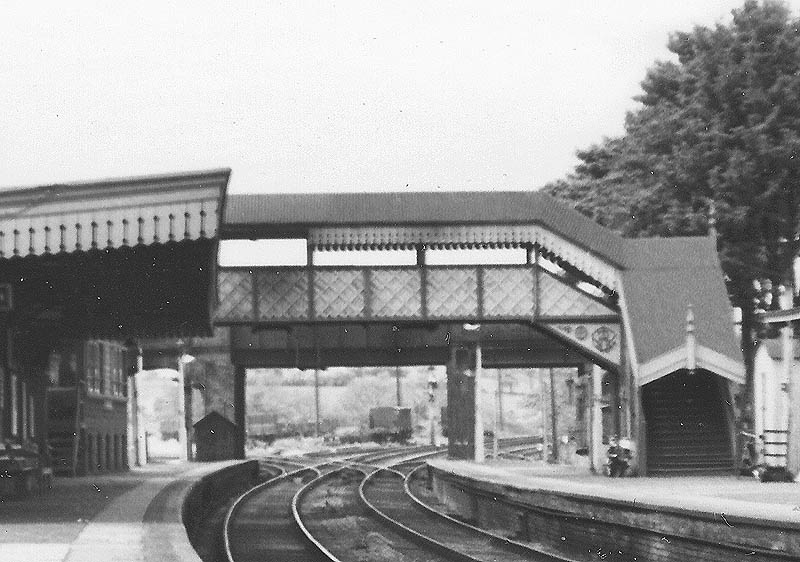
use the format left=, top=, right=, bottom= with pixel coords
left=313, top=269, right=365, bottom=318
left=215, top=270, right=253, bottom=322
left=538, top=272, right=616, bottom=317
left=370, top=268, right=423, bottom=318
left=426, top=268, right=479, bottom=318
left=256, top=269, right=308, bottom=320
left=482, top=267, right=535, bottom=317
left=216, top=264, right=618, bottom=326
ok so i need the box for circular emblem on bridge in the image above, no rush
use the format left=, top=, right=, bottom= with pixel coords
left=592, top=326, right=617, bottom=353
left=574, top=325, right=588, bottom=341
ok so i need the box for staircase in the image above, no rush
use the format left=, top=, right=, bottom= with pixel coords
left=643, top=371, right=734, bottom=475
left=46, top=387, right=81, bottom=476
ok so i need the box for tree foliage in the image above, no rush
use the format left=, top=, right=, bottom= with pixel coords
left=544, top=0, right=800, bottom=311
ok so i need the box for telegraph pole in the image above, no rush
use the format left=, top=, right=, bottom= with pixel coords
left=314, top=336, right=321, bottom=439
left=314, top=368, right=320, bottom=438
left=497, top=368, right=504, bottom=430
left=396, top=364, right=402, bottom=407
left=474, top=340, right=484, bottom=462
left=549, top=367, right=559, bottom=462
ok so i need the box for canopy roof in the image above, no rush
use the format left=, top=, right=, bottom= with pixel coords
left=0, top=169, right=229, bottom=256
left=0, top=169, right=230, bottom=339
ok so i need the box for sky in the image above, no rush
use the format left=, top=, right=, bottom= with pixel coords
left=3, top=1, right=800, bottom=195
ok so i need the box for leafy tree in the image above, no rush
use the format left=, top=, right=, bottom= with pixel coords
left=544, top=0, right=800, bottom=377
left=336, top=375, right=398, bottom=426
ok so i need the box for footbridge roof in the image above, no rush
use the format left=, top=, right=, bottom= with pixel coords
left=223, top=191, right=626, bottom=265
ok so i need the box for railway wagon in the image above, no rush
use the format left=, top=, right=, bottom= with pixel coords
left=368, top=406, right=412, bottom=442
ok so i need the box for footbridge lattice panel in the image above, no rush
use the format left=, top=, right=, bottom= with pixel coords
left=216, top=264, right=617, bottom=325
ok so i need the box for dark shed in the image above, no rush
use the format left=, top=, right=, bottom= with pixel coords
left=193, top=411, right=238, bottom=461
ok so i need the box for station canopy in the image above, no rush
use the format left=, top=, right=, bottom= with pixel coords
left=0, top=169, right=229, bottom=340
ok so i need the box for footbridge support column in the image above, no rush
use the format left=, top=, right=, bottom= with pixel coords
left=446, top=343, right=482, bottom=461
left=233, top=365, right=246, bottom=460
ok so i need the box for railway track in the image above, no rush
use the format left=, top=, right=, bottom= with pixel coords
left=359, top=462, right=574, bottom=562
left=193, top=460, right=286, bottom=562
left=258, top=462, right=287, bottom=480
left=294, top=454, right=456, bottom=562
left=224, top=447, right=437, bottom=562
left=222, top=437, right=795, bottom=562
left=224, top=439, right=563, bottom=562
left=225, top=464, right=324, bottom=562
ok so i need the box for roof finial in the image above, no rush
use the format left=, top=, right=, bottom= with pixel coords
left=686, top=303, right=696, bottom=372
left=707, top=199, right=718, bottom=239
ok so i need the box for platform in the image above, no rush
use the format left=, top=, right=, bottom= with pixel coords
left=0, top=460, right=244, bottom=562
left=428, top=458, right=800, bottom=560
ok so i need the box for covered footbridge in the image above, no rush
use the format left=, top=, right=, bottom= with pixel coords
left=216, top=190, right=744, bottom=475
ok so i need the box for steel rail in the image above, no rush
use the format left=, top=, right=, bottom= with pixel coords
left=223, top=463, right=323, bottom=562
left=358, top=467, right=484, bottom=562
left=225, top=446, right=433, bottom=562
left=354, top=437, right=567, bottom=562
left=261, top=455, right=308, bottom=464
left=290, top=467, right=353, bottom=562
left=403, top=463, right=576, bottom=562
left=257, top=462, right=287, bottom=479
left=410, top=446, right=799, bottom=562
left=291, top=447, right=457, bottom=562
left=225, top=440, right=535, bottom=562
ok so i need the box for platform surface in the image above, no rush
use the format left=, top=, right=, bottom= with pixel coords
left=429, top=457, right=800, bottom=526
left=0, top=461, right=231, bottom=562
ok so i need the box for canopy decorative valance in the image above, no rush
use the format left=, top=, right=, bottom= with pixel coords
left=0, top=170, right=227, bottom=257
